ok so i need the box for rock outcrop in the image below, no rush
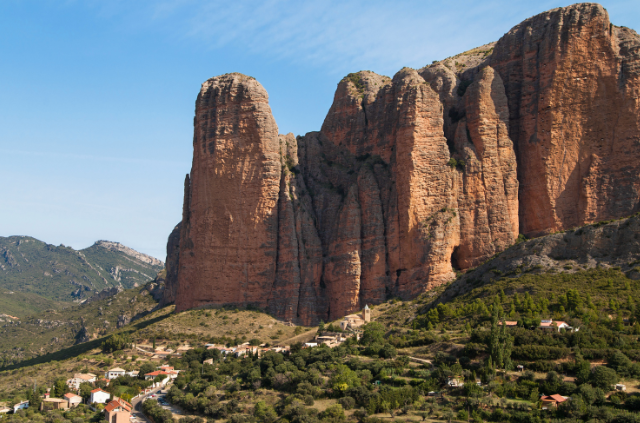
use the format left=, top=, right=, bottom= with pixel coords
left=94, top=240, right=164, bottom=267
left=166, top=3, right=640, bottom=324
left=438, top=213, right=640, bottom=304
left=160, top=223, right=181, bottom=306
left=488, top=3, right=640, bottom=236
left=175, top=73, right=282, bottom=313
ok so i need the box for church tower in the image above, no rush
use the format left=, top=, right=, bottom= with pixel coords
left=363, top=304, right=371, bottom=323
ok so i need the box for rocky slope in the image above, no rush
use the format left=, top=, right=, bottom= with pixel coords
left=166, top=3, right=640, bottom=324
left=0, top=282, right=160, bottom=367
left=0, top=236, right=164, bottom=314
left=436, top=213, right=640, bottom=305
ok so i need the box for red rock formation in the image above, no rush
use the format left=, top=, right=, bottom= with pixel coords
left=175, top=73, right=281, bottom=312
left=160, top=222, right=181, bottom=306
left=452, top=67, right=519, bottom=269
left=166, top=4, right=640, bottom=324
left=489, top=3, right=640, bottom=236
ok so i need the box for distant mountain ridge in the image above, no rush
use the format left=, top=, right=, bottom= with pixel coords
left=0, top=235, right=164, bottom=317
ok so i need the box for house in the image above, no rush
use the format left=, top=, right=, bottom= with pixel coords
left=126, top=370, right=139, bottom=378
left=158, top=365, right=174, bottom=372
left=339, top=305, right=371, bottom=331
left=615, top=384, right=627, bottom=391
left=314, top=335, right=347, bottom=348
left=41, top=398, right=69, bottom=411
left=105, top=368, right=126, bottom=380
left=144, top=370, right=169, bottom=381
left=446, top=377, right=464, bottom=388
left=540, top=394, right=569, bottom=407
left=177, top=344, right=192, bottom=353
left=203, top=358, right=214, bottom=365
left=303, top=342, right=318, bottom=348
left=539, top=319, right=573, bottom=332
left=63, top=393, right=82, bottom=408
left=0, top=407, right=11, bottom=417
left=90, top=389, right=111, bottom=404
left=153, top=351, right=174, bottom=359
left=498, top=321, right=518, bottom=327
left=66, top=373, right=97, bottom=390
left=235, top=346, right=259, bottom=357
left=13, top=401, right=29, bottom=413
left=145, top=371, right=171, bottom=386
left=104, top=397, right=132, bottom=423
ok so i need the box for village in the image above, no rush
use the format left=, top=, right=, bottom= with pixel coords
left=2, top=303, right=616, bottom=423
left=0, top=306, right=377, bottom=421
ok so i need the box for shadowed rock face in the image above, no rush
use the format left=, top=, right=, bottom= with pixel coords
left=166, top=4, right=640, bottom=324
left=489, top=3, right=640, bottom=236
left=160, top=223, right=181, bottom=306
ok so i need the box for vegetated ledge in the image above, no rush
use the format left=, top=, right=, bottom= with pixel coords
left=434, top=212, right=640, bottom=306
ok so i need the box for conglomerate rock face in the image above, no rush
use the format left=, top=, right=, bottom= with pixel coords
left=168, top=4, right=640, bottom=324
left=488, top=3, right=640, bottom=236
left=175, top=73, right=282, bottom=313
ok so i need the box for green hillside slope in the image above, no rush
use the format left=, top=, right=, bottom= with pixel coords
left=0, top=236, right=164, bottom=309
left=0, top=282, right=162, bottom=367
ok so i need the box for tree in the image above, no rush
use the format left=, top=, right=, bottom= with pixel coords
left=25, top=387, right=42, bottom=411
left=360, top=322, right=385, bottom=346
left=79, top=383, right=93, bottom=401
left=488, top=307, right=513, bottom=369
left=379, top=343, right=397, bottom=359
left=590, top=366, right=618, bottom=391
left=254, top=401, right=278, bottom=423
left=139, top=363, right=156, bottom=379
left=102, top=333, right=132, bottom=353
left=52, top=377, right=70, bottom=397
left=566, top=289, right=583, bottom=311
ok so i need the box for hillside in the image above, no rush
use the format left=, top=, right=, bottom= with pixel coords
left=0, top=282, right=162, bottom=368
left=0, top=236, right=164, bottom=316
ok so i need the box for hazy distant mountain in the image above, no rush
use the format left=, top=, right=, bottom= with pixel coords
left=0, top=236, right=164, bottom=316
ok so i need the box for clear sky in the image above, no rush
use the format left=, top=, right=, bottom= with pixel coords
left=1, top=0, right=639, bottom=260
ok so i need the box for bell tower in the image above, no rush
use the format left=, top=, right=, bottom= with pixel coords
left=363, top=304, right=371, bottom=323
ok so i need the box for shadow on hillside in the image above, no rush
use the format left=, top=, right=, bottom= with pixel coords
left=1, top=309, right=173, bottom=371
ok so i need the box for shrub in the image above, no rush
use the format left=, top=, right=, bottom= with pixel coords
left=338, top=396, right=356, bottom=410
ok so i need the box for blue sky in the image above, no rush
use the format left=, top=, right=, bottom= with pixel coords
left=1, top=0, right=639, bottom=260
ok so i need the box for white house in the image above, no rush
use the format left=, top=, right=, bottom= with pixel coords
left=144, top=370, right=168, bottom=381
left=105, top=367, right=126, bottom=379
left=90, top=389, right=111, bottom=404
left=126, top=370, right=139, bottom=378
left=13, top=401, right=29, bottom=413
left=66, top=373, right=97, bottom=390
left=446, top=377, right=464, bottom=387
left=64, top=393, right=82, bottom=408
left=540, top=319, right=574, bottom=332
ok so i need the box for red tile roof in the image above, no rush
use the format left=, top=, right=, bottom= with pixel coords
left=90, top=388, right=108, bottom=394
left=104, top=398, right=132, bottom=413
left=541, top=394, right=567, bottom=403
left=145, top=370, right=168, bottom=377
left=63, top=393, right=81, bottom=399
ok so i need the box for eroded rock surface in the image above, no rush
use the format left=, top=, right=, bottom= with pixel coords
left=489, top=3, right=640, bottom=235
left=167, top=4, right=640, bottom=324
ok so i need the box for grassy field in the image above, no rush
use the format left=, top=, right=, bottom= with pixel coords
left=133, top=305, right=313, bottom=346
